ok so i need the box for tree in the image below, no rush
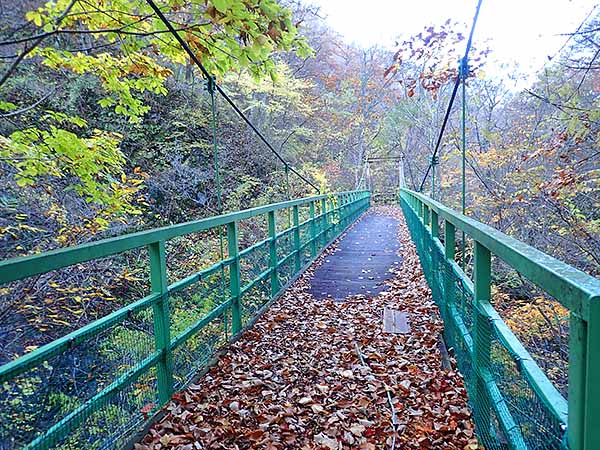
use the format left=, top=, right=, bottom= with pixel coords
left=0, top=0, right=312, bottom=236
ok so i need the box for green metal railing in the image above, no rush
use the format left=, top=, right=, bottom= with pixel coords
left=0, top=190, right=370, bottom=450
left=400, top=188, right=600, bottom=450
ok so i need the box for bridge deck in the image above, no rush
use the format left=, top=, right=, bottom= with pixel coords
left=140, top=207, right=477, bottom=449
left=309, top=213, right=402, bottom=300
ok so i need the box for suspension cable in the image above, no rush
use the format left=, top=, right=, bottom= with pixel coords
left=144, top=0, right=320, bottom=194
left=418, top=0, right=484, bottom=193
left=207, top=77, right=223, bottom=214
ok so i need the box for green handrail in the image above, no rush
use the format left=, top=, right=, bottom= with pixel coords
left=0, top=190, right=370, bottom=450
left=400, top=188, right=600, bottom=450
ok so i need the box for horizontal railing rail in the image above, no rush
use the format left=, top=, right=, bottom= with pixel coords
left=400, top=188, right=600, bottom=450
left=0, top=190, right=370, bottom=450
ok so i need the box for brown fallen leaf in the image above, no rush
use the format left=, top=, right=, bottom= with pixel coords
left=139, top=207, right=478, bottom=450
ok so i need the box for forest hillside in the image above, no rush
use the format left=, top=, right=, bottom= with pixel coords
left=0, top=1, right=599, bottom=447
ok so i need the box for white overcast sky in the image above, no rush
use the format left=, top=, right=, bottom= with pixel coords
left=308, top=0, right=598, bottom=77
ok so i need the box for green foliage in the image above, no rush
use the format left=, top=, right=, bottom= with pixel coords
left=0, top=112, right=143, bottom=227
left=34, top=49, right=170, bottom=123
left=24, top=0, right=312, bottom=122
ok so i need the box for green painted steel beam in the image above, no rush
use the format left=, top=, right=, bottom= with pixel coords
left=227, top=221, right=242, bottom=334
left=0, top=191, right=369, bottom=284
left=293, top=205, right=301, bottom=271
left=583, top=298, right=600, bottom=449
left=149, top=241, right=173, bottom=404
left=309, top=202, right=317, bottom=258
left=402, top=189, right=600, bottom=320
left=400, top=191, right=576, bottom=449
left=268, top=210, right=280, bottom=297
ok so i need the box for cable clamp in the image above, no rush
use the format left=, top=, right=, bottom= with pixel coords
left=205, top=76, right=216, bottom=94
left=459, top=57, right=469, bottom=79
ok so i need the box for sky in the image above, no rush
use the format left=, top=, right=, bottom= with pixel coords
left=308, top=0, right=597, bottom=79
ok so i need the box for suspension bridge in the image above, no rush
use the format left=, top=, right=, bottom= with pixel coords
left=2, top=0, right=600, bottom=448
left=1, top=186, right=599, bottom=449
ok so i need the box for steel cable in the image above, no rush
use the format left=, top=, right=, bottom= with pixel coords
left=418, top=0, right=484, bottom=193
left=144, top=0, right=320, bottom=194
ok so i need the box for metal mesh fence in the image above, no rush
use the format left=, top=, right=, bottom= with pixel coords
left=170, top=268, right=230, bottom=389
left=1, top=192, right=371, bottom=449
left=276, top=225, right=296, bottom=287
left=0, top=303, right=159, bottom=449
left=401, top=197, right=567, bottom=450
left=239, top=240, right=271, bottom=327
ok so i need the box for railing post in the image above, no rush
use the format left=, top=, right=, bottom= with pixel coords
left=332, top=195, right=338, bottom=235
left=424, top=204, right=430, bottom=228
left=149, top=240, right=173, bottom=405
left=431, top=210, right=439, bottom=239
left=329, top=196, right=335, bottom=236
left=309, top=201, right=317, bottom=258
left=345, top=194, right=350, bottom=223
left=293, top=205, right=301, bottom=271
left=473, top=241, right=492, bottom=442
left=268, top=210, right=280, bottom=297
left=430, top=208, right=441, bottom=306
left=338, top=194, right=344, bottom=229
left=586, top=301, right=600, bottom=450
left=321, top=198, right=328, bottom=246
left=337, top=194, right=342, bottom=231
left=585, top=304, right=600, bottom=450
left=443, top=220, right=456, bottom=330
left=227, top=221, right=242, bottom=334
left=568, top=298, right=600, bottom=450
left=569, top=314, right=586, bottom=450
left=418, top=199, right=425, bottom=249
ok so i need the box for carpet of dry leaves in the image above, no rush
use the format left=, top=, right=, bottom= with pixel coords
left=138, top=206, right=478, bottom=450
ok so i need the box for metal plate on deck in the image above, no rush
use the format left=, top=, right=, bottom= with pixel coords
left=383, top=308, right=410, bottom=334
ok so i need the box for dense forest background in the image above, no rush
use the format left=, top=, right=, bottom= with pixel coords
left=1, top=0, right=599, bottom=404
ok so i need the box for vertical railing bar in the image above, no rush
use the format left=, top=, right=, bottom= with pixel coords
left=149, top=240, right=173, bottom=404
left=268, top=210, right=279, bottom=297
left=443, top=220, right=456, bottom=328
left=309, top=201, right=317, bottom=258
left=227, top=222, right=242, bottom=334
left=582, top=296, right=600, bottom=449
left=293, top=205, right=301, bottom=272
left=321, top=197, right=328, bottom=247
left=473, top=241, right=492, bottom=443
left=431, top=209, right=439, bottom=239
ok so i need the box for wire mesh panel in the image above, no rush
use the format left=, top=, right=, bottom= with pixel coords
left=0, top=191, right=371, bottom=449
left=488, top=327, right=565, bottom=448
left=275, top=226, right=295, bottom=287
left=298, top=220, right=312, bottom=267
left=169, top=268, right=230, bottom=389
left=491, top=257, right=570, bottom=399
left=239, top=241, right=271, bottom=327
left=0, top=302, right=159, bottom=450
left=400, top=195, right=568, bottom=450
